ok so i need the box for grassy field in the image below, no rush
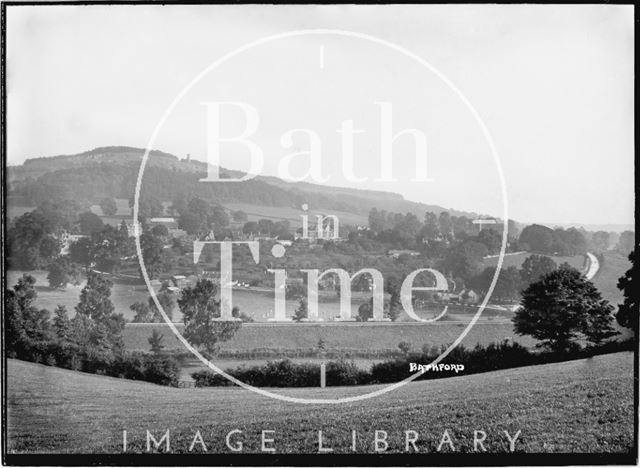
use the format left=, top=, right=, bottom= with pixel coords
left=6, top=270, right=153, bottom=322
left=591, top=251, right=631, bottom=305
left=5, top=352, right=634, bottom=454
left=223, top=202, right=368, bottom=228
left=124, top=321, right=534, bottom=353
left=483, top=252, right=588, bottom=272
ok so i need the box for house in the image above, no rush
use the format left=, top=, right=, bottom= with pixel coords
left=59, top=233, right=88, bottom=255
left=459, top=289, right=480, bottom=305
left=387, top=249, right=421, bottom=259
left=168, top=228, right=187, bottom=238
left=171, top=275, right=187, bottom=288
left=123, top=221, right=142, bottom=237
left=149, top=217, right=178, bottom=226
left=435, top=289, right=479, bottom=305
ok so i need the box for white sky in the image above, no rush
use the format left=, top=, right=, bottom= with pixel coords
left=6, top=5, right=635, bottom=226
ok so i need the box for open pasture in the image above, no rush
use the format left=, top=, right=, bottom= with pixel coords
left=223, top=202, right=368, bottom=228
left=123, top=320, right=533, bottom=353
left=5, top=352, right=634, bottom=454
left=483, top=252, right=588, bottom=271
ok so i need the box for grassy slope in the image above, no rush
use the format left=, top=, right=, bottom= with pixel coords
left=592, top=251, right=631, bottom=305
left=6, top=352, right=634, bottom=454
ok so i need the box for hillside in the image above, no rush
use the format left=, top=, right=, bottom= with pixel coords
left=7, top=146, right=476, bottom=221
left=5, top=352, right=634, bottom=454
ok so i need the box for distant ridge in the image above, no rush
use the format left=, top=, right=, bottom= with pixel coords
left=8, top=146, right=482, bottom=220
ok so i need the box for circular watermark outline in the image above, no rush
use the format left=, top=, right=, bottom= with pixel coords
left=134, top=29, right=509, bottom=404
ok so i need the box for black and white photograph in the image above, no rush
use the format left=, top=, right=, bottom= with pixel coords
left=1, top=3, right=637, bottom=465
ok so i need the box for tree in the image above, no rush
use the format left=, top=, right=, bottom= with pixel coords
left=476, top=228, right=501, bottom=255
left=47, top=257, right=81, bottom=289
left=179, top=211, right=202, bottom=235
left=52, top=305, right=71, bottom=341
left=90, top=225, right=127, bottom=273
left=591, top=231, right=610, bottom=253
left=232, top=210, right=248, bottom=223
left=178, top=279, right=241, bottom=354
left=616, top=231, right=635, bottom=255
left=438, top=212, right=453, bottom=240
left=7, top=211, right=60, bottom=270
left=131, top=301, right=154, bottom=323
left=385, top=279, right=402, bottom=321
left=5, top=274, right=37, bottom=356
left=513, top=265, right=618, bottom=352
left=293, top=298, right=308, bottom=322
left=520, top=254, right=557, bottom=287
left=79, top=211, right=104, bottom=235
left=616, top=249, right=637, bottom=334
left=99, top=197, right=118, bottom=216
left=442, top=240, right=488, bottom=280
left=356, top=301, right=373, bottom=322
left=519, top=224, right=554, bottom=254
left=148, top=283, right=176, bottom=322
left=140, top=232, right=166, bottom=280
left=398, top=341, right=412, bottom=355
left=151, top=224, right=169, bottom=238
left=242, top=221, right=260, bottom=235
left=131, top=195, right=163, bottom=221
left=422, top=211, right=440, bottom=241
left=69, top=237, right=94, bottom=270
left=494, top=266, right=523, bottom=302
left=75, top=271, right=115, bottom=322
left=148, top=329, right=165, bottom=354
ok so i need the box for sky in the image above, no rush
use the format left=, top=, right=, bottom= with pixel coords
left=6, top=4, right=635, bottom=226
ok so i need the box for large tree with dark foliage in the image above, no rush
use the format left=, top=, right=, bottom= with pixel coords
left=616, top=248, right=638, bottom=335
left=520, top=254, right=557, bottom=287
left=47, top=256, right=82, bottom=289
left=513, top=265, right=617, bottom=352
left=518, top=224, right=554, bottom=254
left=178, top=279, right=241, bottom=354
left=441, top=240, right=488, bottom=280
left=99, top=197, right=118, bottom=216
left=74, top=271, right=125, bottom=355
left=139, top=232, right=166, bottom=280
left=78, top=211, right=104, bottom=235
left=75, top=271, right=115, bottom=322
left=616, top=231, right=635, bottom=255
left=7, top=211, right=61, bottom=270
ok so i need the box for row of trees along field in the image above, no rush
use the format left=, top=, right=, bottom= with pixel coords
left=6, top=197, right=636, bottom=319
left=5, top=270, right=244, bottom=385
left=193, top=255, right=637, bottom=388
left=4, top=245, right=637, bottom=386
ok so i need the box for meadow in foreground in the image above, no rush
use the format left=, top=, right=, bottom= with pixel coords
left=6, top=352, right=634, bottom=454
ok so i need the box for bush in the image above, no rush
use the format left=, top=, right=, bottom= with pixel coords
left=193, top=358, right=369, bottom=388
left=141, top=355, right=180, bottom=386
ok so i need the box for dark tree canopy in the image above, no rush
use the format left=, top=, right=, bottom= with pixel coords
left=513, top=265, right=617, bottom=351
left=7, top=211, right=61, bottom=269
left=293, top=298, right=309, bottom=322
left=616, top=248, right=637, bottom=334
left=75, top=271, right=115, bottom=322
left=520, top=254, right=557, bottom=287
left=518, top=224, right=554, bottom=253
left=47, top=257, right=82, bottom=289
left=99, top=197, right=118, bottom=216
left=616, top=231, right=635, bottom=255
left=79, top=211, right=104, bottom=235
left=178, top=279, right=241, bottom=354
